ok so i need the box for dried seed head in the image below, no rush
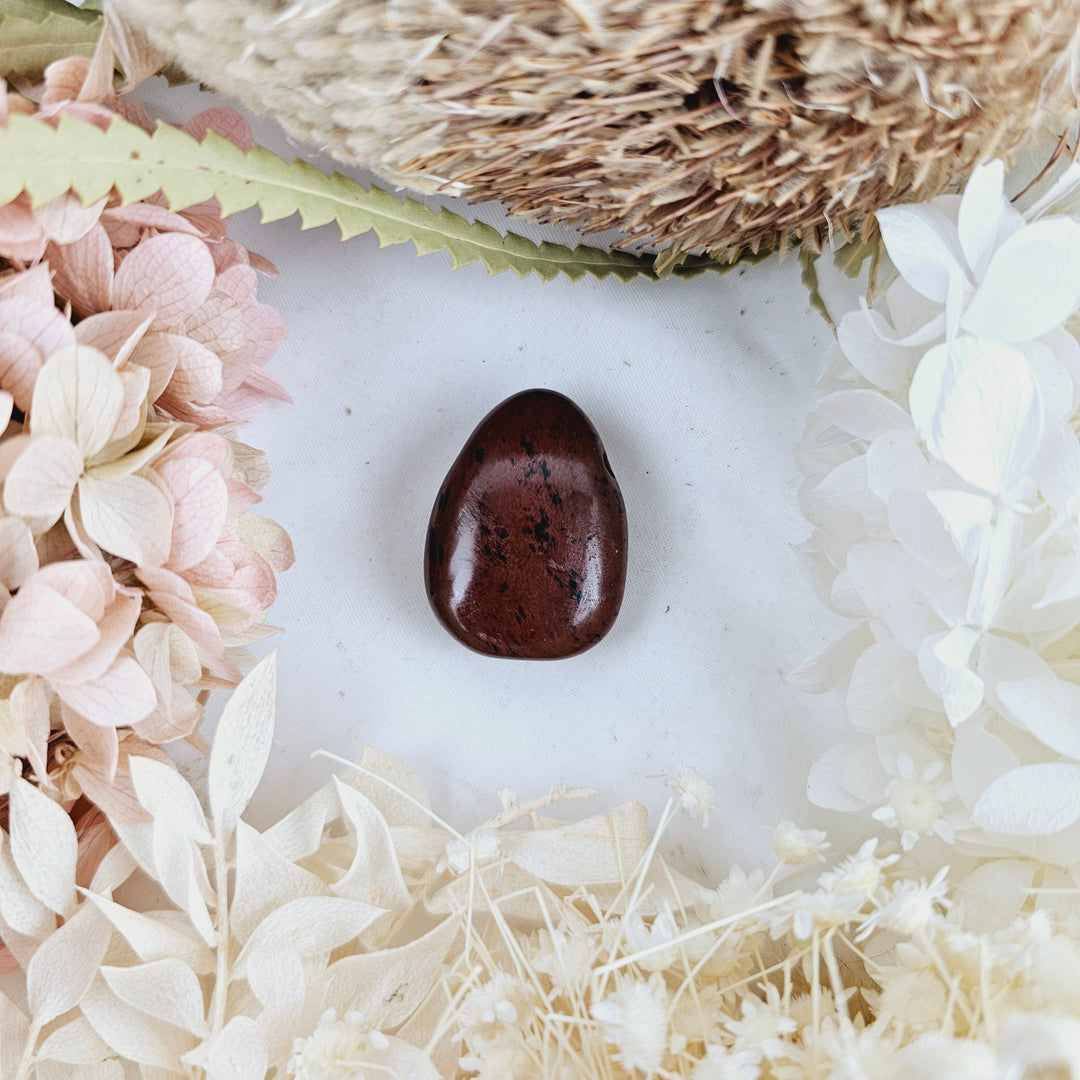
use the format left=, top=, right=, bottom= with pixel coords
left=112, top=0, right=1078, bottom=256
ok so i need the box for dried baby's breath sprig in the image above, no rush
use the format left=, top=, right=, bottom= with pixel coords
left=1, top=658, right=1078, bottom=1077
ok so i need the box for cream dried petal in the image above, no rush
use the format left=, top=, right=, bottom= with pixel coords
left=2, top=435, right=82, bottom=529
left=34, top=193, right=108, bottom=246
left=32, top=346, right=124, bottom=461
left=972, top=762, right=1080, bottom=835
left=233, top=513, right=295, bottom=573
left=78, top=470, right=173, bottom=568
left=0, top=515, right=40, bottom=590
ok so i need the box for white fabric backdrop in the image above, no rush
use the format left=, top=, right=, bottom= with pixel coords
left=139, top=82, right=857, bottom=878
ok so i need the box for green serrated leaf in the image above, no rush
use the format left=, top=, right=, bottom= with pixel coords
left=0, top=111, right=764, bottom=284
left=0, top=0, right=99, bottom=23
left=800, top=249, right=833, bottom=330
left=0, top=5, right=101, bottom=80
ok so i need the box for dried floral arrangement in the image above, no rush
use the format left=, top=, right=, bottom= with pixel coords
left=3, top=654, right=1079, bottom=1079
left=107, top=0, right=1080, bottom=260
left=0, top=41, right=296, bottom=924
left=2, top=5, right=1080, bottom=1079
left=796, top=157, right=1080, bottom=873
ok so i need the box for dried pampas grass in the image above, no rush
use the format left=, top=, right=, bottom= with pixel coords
left=110, top=0, right=1079, bottom=258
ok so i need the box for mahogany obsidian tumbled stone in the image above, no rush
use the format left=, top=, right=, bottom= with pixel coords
left=425, top=389, right=627, bottom=659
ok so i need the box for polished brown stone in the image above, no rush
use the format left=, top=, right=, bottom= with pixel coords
left=425, top=389, right=627, bottom=659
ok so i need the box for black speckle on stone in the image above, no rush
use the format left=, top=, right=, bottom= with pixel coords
left=533, top=510, right=551, bottom=546
left=497, top=580, right=509, bottom=594
left=520, top=434, right=534, bottom=456
left=518, top=605, right=526, bottom=620
left=437, top=488, right=448, bottom=513
left=472, top=445, right=485, bottom=462
left=550, top=490, right=563, bottom=507
left=496, top=527, right=509, bottom=539
left=540, top=459, right=551, bottom=480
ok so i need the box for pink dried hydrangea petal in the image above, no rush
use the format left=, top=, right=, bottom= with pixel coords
left=246, top=250, right=278, bottom=276
left=0, top=295, right=79, bottom=355
left=36, top=100, right=117, bottom=132
left=47, top=223, right=115, bottom=317
left=191, top=537, right=276, bottom=627
left=209, top=238, right=250, bottom=275
left=75, top=310, right=154, bottom=367
left=70, top=735, right=172, bottom=823
left=34, top=559, right=113, bottom=621
left=157, top=431, right=230, bottom=471
left=242, top=367, right=292, bottom=403
left=215, top=263, right=257, bottom=306
left=114, top=97, right=154, bottom=132
left=136, top=565, right=225, bottom=658
left=102, top=203, right=204, bottom=239
left=112, top=233, right=216, bottom=329
left=183, top=108, right=254, bottom=151
left=224, top=477, right=261, bottom=519
left=0, top=264, right=55, bottom=306
left=0, top=198, right=47, bottom=263
left=0, top=331, right=45, bottom=412
left=245, top=303, right=288, bottom=366
left=128, top=331, right=186, bottom=403
left=0, top=579, right=101, bottom=675
left=217, top=381, right=286, bottom=422
left=63, top=702, right=120, bottom=784
left=185, top=291, right=247, bottom=357
left=154, top=394, right=229, bottom=428
left=0, top=297, right=78, bottom=408
left=51, top=592, right=141, bottom=685
left=53, top=653, right=157, bottom=728
left=41, top=55, right=93, bottom=104
left=74, top=805, right=118, bottom=889
left=158, top=455, right=230, bottom=572
left=162, top=334, right=223, bottom=405
left=175, top=201, right=229, bottom=243
left=182, top=547, right=233, bottom=589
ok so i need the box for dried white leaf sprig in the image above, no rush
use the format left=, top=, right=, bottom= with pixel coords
left=2, top=659, right=1079, bottom=1079
left=795, top=154, right=1080, bottom=866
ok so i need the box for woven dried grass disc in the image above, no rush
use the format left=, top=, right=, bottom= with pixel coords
left=113, top=0, right=1080, bottom=257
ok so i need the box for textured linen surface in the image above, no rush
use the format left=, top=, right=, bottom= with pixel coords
left=137, top=82, right=855, bottom=876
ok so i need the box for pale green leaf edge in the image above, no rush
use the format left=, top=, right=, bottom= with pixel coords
left=0, top=110, right=766, bottom=283
left=0, top=3, right=102, bottom=81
